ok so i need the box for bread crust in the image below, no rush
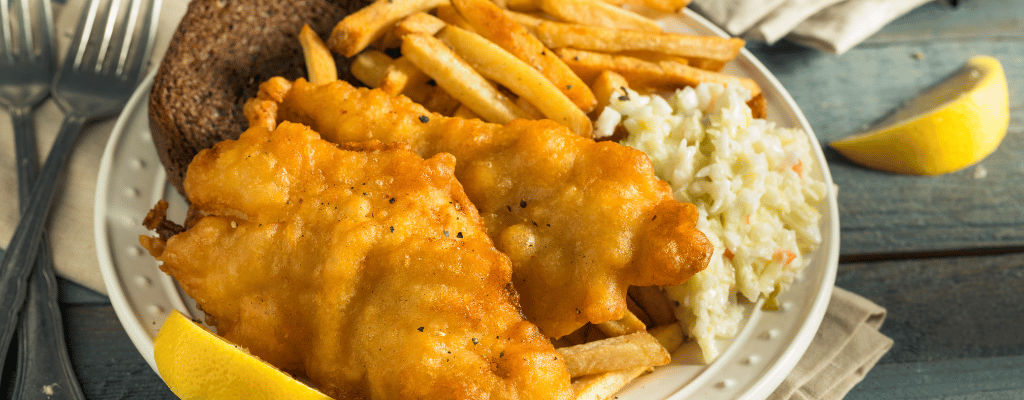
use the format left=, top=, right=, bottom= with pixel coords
left=149, top=0, right=373, bottom=195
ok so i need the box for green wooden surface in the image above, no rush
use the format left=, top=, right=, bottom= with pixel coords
left=63, top=306, right=176, bottom=399
left=848, top=355, right=1024, bottom=399
left=836, top=253, right=1024, bottom=364
left=866, top=0, right=1024, bottom=44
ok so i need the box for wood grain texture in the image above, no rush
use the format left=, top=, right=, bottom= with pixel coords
left=836, top=252, right=1024, bottom=364
left=63, top=306, right=176, bottom=399
left=747, top=38, right=1024, bottom=257
left=848, top=354, right=1024, bottom=399
left=868, top=0, right=1024, bottom=44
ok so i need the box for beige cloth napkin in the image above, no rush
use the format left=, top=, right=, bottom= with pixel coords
left=0, top=0, right=187, bottom=295
left=769, top=287, right=894, bottom=400
left=690, top=0, right=935, bottom=54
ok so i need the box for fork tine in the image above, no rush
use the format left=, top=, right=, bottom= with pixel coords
left=106, top=0, right=139, bottom=76
left=120, top=0, right=158, bottom=81
left=32, top=0, right=55, bottom=61
left=92, top=0, right=122, bottom=73
left=66, top=0, right=101, bottom=71
left=14, top=0, right=32, bottom=61
left=1, top=0, right=13, bottom=63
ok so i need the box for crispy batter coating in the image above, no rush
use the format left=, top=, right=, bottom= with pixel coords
left=246, top=78, right=713, bottom=338
left=141, top=122, right=573, bottom=400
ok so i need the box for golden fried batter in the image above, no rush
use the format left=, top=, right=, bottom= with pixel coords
left=141, top=122, right=573, bottom=400
left=245, top=78, right=713, bottom=338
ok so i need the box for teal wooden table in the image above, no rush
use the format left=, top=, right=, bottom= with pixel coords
left=3, top=0, right=1024, bottom=398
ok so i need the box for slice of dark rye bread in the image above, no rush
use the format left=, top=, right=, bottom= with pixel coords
left=149, top=0, right=373, bottom=196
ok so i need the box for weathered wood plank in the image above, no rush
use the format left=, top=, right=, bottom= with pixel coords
left=868, top=0, right=1024, bottom=44
left=747, top=36, right=1024, bottom=256
left=847, top=354, right=1024, bottom=399
left=63, top=306, right=177, bottom=399
left=58, top=277, right=109, bottom=305
left=835, top=252, right=1024, bottom=365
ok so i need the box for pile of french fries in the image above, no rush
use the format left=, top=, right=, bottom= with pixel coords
left=548, top=285, right=688, bottom=400
left=303, top=0, right=763, bottom=139
left=295, top=0, right=766, bottom=397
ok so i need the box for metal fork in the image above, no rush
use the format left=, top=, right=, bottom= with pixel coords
left=0, top=0, right=161, bottom=369
left=1, top=0, right=89, bottom=397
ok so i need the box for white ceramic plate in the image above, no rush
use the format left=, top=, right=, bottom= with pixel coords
left=95, top=9, right=839, bottom=400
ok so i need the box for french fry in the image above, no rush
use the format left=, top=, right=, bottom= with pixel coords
left=452, top=104, right=481, bottom=119
left=535, top=21, right=744, bottom=64
left=595, top=310, right=647, bottom=337
left=590, top=70, right=630, bottom=117
left=515, top=96, right=546, bottom=120
left=438, top=25, right=593, bottom=136
left=401, top=33, right=527, bottom=123
left=626, top=295, right=654, bottom=327
left=628, top=286, right=677, bottom=327
left=572, top=366, right=647, bottom=400
left=299, top=25, right=339, bottom=85
left=748, top=92, right=767, bottom=119
left=557, top=47, right=657, bottom=83
left=503, top=10, right=548, bottom=33
left=617, top=50, right=691, bottom=67
left=539, top=0, right=661, bottom=32
left=504, top=0, right=540, bottom=12
left=328, top=0, right=448, bottom=57
left=435, top=4, right=475, bottom=31
left=379, top=57, right=433, bottom=103
left=374, top=28, right=403, bottom=50
left=452, top=0, right=597, bottom=112
left=350, top=50, right=393, bottom=88
left=687, top=58, right=727, bottom=72
left=598, top=0, right=691, bottom=13
left=555, top=324, right=608, bottom=348
left=649, top=323, right=685, bottom=353
left=422, top=86, right=462, bottom=115
left=556, top=332, right=670, bottom=377
left=558, top=48, right=762, bottom=97
left=616, top=51, right=730, bottom=73
left=394, top=12, right=448, bottom=37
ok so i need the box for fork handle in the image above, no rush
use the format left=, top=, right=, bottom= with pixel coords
left=12, top=107, right=37, bottom=204
left=8, top=107, right=87, bottom=400
left=14, top=239, right=87, bottom=400
left=0, top=113, right=87, bottom=368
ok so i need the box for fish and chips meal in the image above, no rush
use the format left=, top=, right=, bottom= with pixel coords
left=142, top=0, right=826, bottom=398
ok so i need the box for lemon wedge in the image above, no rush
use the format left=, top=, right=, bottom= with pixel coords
left=153, top=310, right=332, bottom=400
left=830, top=55, right=1009, bottom=175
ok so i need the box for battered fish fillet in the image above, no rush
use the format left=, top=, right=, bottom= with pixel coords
left=140, top=122, right=573, bottom=400
left=245, top=78, right=714, bottom=338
